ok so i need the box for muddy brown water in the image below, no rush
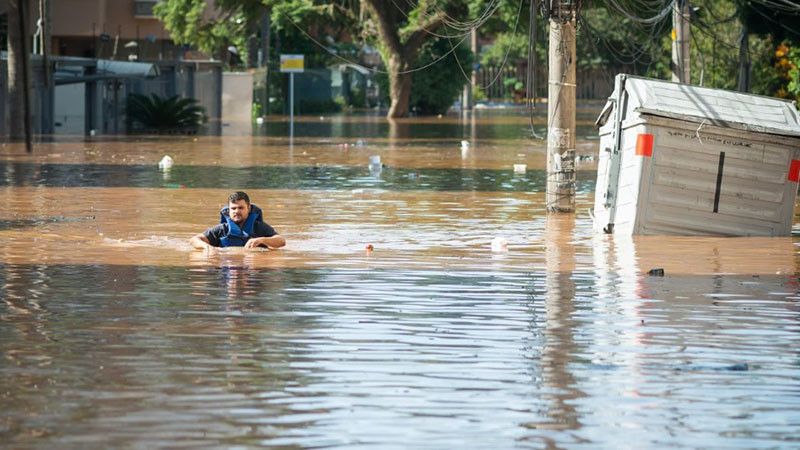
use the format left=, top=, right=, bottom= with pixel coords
left=1, top=113, right=799, bottom=447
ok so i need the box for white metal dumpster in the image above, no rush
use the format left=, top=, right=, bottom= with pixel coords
left=593, top=74, right=800, bottom=236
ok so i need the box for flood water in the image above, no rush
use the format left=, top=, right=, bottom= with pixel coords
left=2, top=111, right=799, bottom=448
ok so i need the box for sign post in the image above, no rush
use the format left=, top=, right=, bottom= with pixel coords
left=280, top=54, right=304, bottom=140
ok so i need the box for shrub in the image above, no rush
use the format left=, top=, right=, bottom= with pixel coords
left=126, top=94, right=205, bottom=130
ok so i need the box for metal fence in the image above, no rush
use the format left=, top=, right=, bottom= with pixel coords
left=1, top=55, right=223, bottom=137
left=475, top=62, right=617, bottom=102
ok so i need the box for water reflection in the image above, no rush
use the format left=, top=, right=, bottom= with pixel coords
left=255, top=110, right=600, bottom=141
left=528, top=214, right=582, bottom=436
left=0, top=162, right=597, bottom=192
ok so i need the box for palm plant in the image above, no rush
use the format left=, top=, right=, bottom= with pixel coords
left=126, top=93, right=206, bottom=131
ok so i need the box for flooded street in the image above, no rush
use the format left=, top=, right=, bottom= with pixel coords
left=1, top=111, right=799, bottom=447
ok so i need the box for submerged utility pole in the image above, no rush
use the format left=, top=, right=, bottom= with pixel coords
left=545, top=1, right=578, bottom=213
left=671, top=0, right=690, bottom=83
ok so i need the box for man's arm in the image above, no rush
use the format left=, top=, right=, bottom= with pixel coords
left=244, top=234, right=285, bottom=249
left=190, top=233, right=217, bottom=251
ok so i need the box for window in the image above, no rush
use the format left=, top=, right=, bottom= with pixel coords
left=134, top=1, right=159, bottom=18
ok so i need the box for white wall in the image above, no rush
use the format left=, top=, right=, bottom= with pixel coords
left=221, top=72, right=253, bottom=137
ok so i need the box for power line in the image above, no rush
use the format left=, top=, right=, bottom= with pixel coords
left=287, top=16, right=470, bottom=75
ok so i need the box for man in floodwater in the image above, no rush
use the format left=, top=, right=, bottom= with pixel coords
left=190, top=191, right=286, bottom=251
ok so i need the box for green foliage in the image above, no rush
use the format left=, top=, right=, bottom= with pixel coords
left=251, top=101, right=262, bottom=121
left=771, top=43, right=800, bottom=106
left=580, top=5, right=669, bottom=75
left=126, top=94, right=205, bottom=130
left=738, top=1, right=800, bottom=46
left=153, top=0, right=264, bottom=62
left=788, top=51, right=800, bottom=99
left=643, top=0, right=784, bottom=96
left=481, top=4, right=666, bottom=83
left=472, top=85, right=487, bottom=101
left=480, top=33, right=532, bottom=66
left=410, top=40, right=473, bottom=114
left=349, top=87, right=367, bottom=108
left=154, top=0, right=362, bottom=70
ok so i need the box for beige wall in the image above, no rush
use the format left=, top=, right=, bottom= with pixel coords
left=52, top=0, right=168, bottom=39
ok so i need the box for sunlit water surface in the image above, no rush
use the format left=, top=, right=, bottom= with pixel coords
left=1, top=113, right=799, bottom=448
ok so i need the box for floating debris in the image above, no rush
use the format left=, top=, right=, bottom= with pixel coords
left=673, top=363, right=749, bottom=372
left=490, top=237, right=508, bottom=252
left=158, top=155, right=174, bottom=170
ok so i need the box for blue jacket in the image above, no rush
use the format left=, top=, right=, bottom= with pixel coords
left=218, top=204, right=264, bottom=247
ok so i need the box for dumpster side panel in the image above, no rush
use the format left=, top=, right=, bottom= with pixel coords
left=636, top=118, right=800, bottom=236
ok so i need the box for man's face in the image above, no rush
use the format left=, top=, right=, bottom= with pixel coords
left=228, top=199, right=250, bottom=225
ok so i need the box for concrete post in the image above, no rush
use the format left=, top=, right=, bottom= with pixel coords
left=671, top=0, right=690, bottom=84
left=546, top=7, right=576, bottom=213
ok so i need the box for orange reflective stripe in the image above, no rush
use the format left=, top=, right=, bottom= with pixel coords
left=635, top=133, right=654, bottom=157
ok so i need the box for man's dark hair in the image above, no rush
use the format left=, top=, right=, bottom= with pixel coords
left=228, top=191, right=250, bottom=205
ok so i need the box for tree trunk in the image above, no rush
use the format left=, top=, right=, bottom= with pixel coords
left=388, top=56, right=412, bottom=118
left=363, top=0, right=441, bottom=119
left=246, top=20, right=258, bottom=69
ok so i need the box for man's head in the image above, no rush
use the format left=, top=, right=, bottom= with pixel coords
left=227, top=191, right=251, bottom=225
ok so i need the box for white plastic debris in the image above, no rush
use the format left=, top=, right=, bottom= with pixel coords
left=255, top=117, right=264, bottom=125
left=158, top=155, right=174, bottom=170
left=490, top=237, right=508, bottom=252
left=513, top=164, right=526, bottom=173
left=369, top=155, right=382, bottom=176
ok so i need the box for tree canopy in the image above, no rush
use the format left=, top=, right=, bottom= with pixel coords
left=153, top=0, right=800, bottom=116
left=154, top=0, right=481, bottom=117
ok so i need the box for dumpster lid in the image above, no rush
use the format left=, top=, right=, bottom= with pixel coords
left=596, top=75, right=800, bottom=138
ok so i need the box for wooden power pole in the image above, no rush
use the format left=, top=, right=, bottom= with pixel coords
left=546, top=1, right=578, bottom=213
left=671, top=0, right=690, bottom=83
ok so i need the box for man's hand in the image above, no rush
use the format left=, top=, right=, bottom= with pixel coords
left=190, top=234, right=217, bottom=252
left=201, top=245, right=218, bottom=255
left=244, top=237, right=268, bottom=249
left=244, top=235, right=286, bottom=249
